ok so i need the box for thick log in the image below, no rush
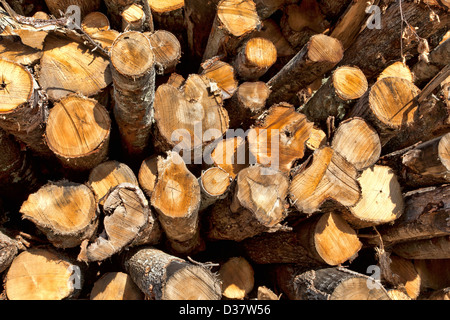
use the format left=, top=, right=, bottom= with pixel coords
left=81, top=12, right=110, bottom=35
left=20, top=181, right=98, bottom=248
left=199, top=167, right=232, bottom=212
left=414, top=259, right=450, bottom=291
left=90, top=272, right=144, bottom=300
left=0, top=58, right=50, bottom=156
left=331, top=118, right=381, bottom=171
left=207, top=166, right=289, bottom=242
left=300, top=66, right=368, bottom=123
left=202, top=0, right=261, bottom=61
left=150, top=152, right=202, bottom=254
left=289, top=146, right=361, bottom=215
left=201, top=59, right=238, bottom=100
left=110, top=31, right=155, bottom=158
left=392, top=235, right=450, bottom=260
left=145, top=30, right=181, bottom=75
left=233, top=37, right=277, bottom=81
left=123, top=247, right=222, bottom=300
left=378, top=61, right=414, bottom=83
left=0, top=36, right=42, bottom=66
left=5, top=248, right=83, bottom=300
left=210, top=136, right=251, bottom=179
left=413, top=38, right=450, bottom=87
left=45, top=95, right=111, bottom=172
left=219, top=256, right=255, bottom=300
left=379, top=185, right=450, bottom=246
left=266, top=34, right=344, bottom=106
left=380, top=254, right=421, bottom=299
left=243, top=212, right=362, bottom=266
left=248, top=103, right=315, bottom=173
left=146, top=0, right=184, bottom=34
left=44, top=0, right=101, bottom=19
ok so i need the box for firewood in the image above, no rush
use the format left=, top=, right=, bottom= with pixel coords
left=348, top=77, right=421, bottom=146
left=90, top=272, right=144, bottom=300
left=146, top=0, right=184, bottom=34
left=184, top=0, right=220, bottom=61
left=379, top=185, right=449, bottom=246
left=44, top=0, right=101, bottom=19
left=87, top=160, right=139, bottom=206
left=38, top=33, right=112, bottom=101
left=306, top=127, right=327, bottom=151
left=153, top=74, right=228, bottom=158
left=253, top=18, right=295, bottom=59
left=138, top=155, right=158, bottom=198
left=266, top=34, right=344, bottom=106
left=219, top=256, right=255, bottom=300
left=81, top=11, right=110, bottom=35
left=145, top=30, right=181, bottom=75
left=253, top=0, right=296, bottom=20
left=110, top=31, right=155, bottom=158
left=257, top=286, right=280, bottom=300
left=426, top=288, right=450, bottom=300
left=121, top=3, right=145, bottom=32
left=378, top=61, right=414, bottom=83
left=0, top=58, right=50, bottom=156
left=340, top=165, right=404, bottom=229
left=289, top=146, right=361, bottom=215
left=248, top=103, right=315, bottom=173
left=392, top=235, right=450, bottom=260
left=0, top=228, right=18, bottom=273
left=20, top=181, right=98, bottom=248
left=413, top=38, right=449, bottom=87
left=201, top=59, right=238, bottom=100
left=339, top=1, right=450, bottom=81
left=5, top=248, right=83, bottom=300
left=207, top=165, right=289, bottom=242
left=331, top=118, right=381, bottom=171
left=45, top=95, right=111, bottom=172
left=123, top=247, right=222, bottom=300
left=0, top=36, right=42, bottom=66
left=82, top=183, right=160, bottom=262
left=89, top=29, right=120, bottom=52
left=227, top=81, right=271, bottom=129
left=210, top=136, right=250, bottom=179
left=399, top=134, right=450, bottom=188
left=280, top=1, right=329, bottom=51
left=380, top=254, right=421, bottom=299
left=318, top=0, right=352, bottom=20
left=414, top=259, right=450, bottom=291
left=151, top=151, right=202, bottom=254
left=103, top=0, right=134, bottom=29
left=233, top=37, right=277, bottom=81
left=243, top=212, right=362, bottom=266
left=387, top=289, right=412, bottom=300
left=300, top=66, right=368, bottom=123
left=199, top=167, right=232, bottom=212
left=202, top=0, right=261, bottom=62
left=285, top=267, right=390, bottom=300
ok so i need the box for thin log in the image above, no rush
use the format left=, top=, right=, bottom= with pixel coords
left=219, top=256, right=255, bottom=300
left=81, top=11, right=110, bottom=35
left=121, top=3, right=145, bottom=32
left=90, top=272, right=144, bottom=300
left=145, top=30, right=181, bottom=75
left=201, top=59, right=239, bottom=100
left=392, top=235, right=450, bottom=259
left=199, top=167, right=232, bottom=212
left=413, top=38, right=450, bottom=87
left=44, top=0, right=101, bottom=19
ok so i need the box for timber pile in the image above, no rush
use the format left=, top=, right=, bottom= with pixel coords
left=0, top=0, right=449, bottom=301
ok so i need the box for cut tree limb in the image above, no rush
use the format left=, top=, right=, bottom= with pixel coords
left=392, top=235, right=450, bottom=260
left=146, top=0, right=184, bottom=35
left=121, top=3, right=145, bottom=32
left=412, top=38, right=449, bottom=87
left=201, top=59, right=239, bottom=100
left=90, top=272, right=144, bottom=300
left=219, top=256, right=254, bottom=300
left=44, top=0, right=101, bottom=19
left=199, top=167, right=232, bottom=212
left=145, top=30, right=181, bottom=75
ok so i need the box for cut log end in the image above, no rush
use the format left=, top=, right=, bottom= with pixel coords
left=147, top=0, right=184, bottom=13
left=122, top=4, right=145, bottom=31
left=82, top=12, right=110, bottom=35
left=146, top=30, right=181, bottom=75
left=0, top=58, right=33, bottom=113
left=201, top=167, right=231, bottom=197
left=90, top=272, right=144, bottom=300
left=219, top=257, right=255, bottom=299
left=332, top=66, right=368, bottom=101
left=217, top=0, right=260, bottom=38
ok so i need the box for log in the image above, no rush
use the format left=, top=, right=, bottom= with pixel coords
left=184, top=0, right=220, bottom=61
left=202, top=0, right=261, bottom=61
left=153, top=74, right=229, bottom=159
left=266, top=34, right=344, bottom=106
left=300, top=66, right=368, bottom=123
left=0, top=36, right=43, bottom=66
left=123, top=247, right=222, bottom=300
left=219, top=256, right=255, bottom=300
left=146, top=0, right=184, bottom=34
left=392, top=235, right=450, bottom=260
left=103, top=0, right=135, bottom=29
left=110, top=31, right=155, bottom=158
left=387, top=289, right=412, bottom=300
left=414, top=259, right=450, bottom=291
left=253, top=18, right=295, bottom=59
left=379, top=185, right=449, bottom=246
left=399, top=134, right=450, bottom=188
left=227, top=81, right=271, bottom=129
left=340, top=165, right=404, bottom=229
left=82, top=183, right=160, bottom=262
left=150, top=151, right=202, bottom=254
left=207, top=165, right=289, bottom=242
left=233, top=37, right=277, bottom=81
left=0, top=58, right=50, bottom=156
left=44, top=95, right=111, bottom=172
left=90, top=272, right=144, bottom=300
left=413, top=38, right=450, bottom=87
left=145, top=30, right=181, bottom=75
left=0, top=228, right=18, bottom=273
left=257, top=286, right=280, bottom=300
left=331, top=118, right=381, bottom=171
left=121, top=3, right=145, bottom=32
left=81, top=11, right=110, bottom=35
left=138, top=155, right=158, bottom=198
left=348, top=77, right=421, bottom=146
left=87, top=160, right=139, bottom=206
left=280, top=1, right=329, bottom=51
left=317, top=0, right=352, bottom=21
left=248, top=103, right=315, bottom=173
left=201, top=59, right=239, bottom=100
left=43, top=0, right=101, bottom=19
left=210, top=136, right=250, bottom=179
left=5, top=248, right=83, bottom=300
left=288, top=146, right=361, bottom=215
left=242, top=212, right=362, bottom=266
left=380, top=254, right=421, bottom=299
left=37, top=33, right=112, bottom=102
left=286, top=267, right=390, bottom=300
left=378, top=61, right=414, bottom=83
left=339, top=0, right=450, bottom=81
left=20, top=181, right=98, bottom=248
left=426, top=288, right=450, bottom=300
left=199, top=167, right=232, bottom=212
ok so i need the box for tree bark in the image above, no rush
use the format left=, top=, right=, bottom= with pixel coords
left=392, top=235, right=450, bottom=260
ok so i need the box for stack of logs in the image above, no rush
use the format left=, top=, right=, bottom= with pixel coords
left=0, top=0, right=449, bottom=300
